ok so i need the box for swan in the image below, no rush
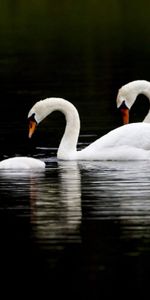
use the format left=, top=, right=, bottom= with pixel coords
left=0, top=156, right=45, bottom=169
left=27, top=97, right=150, bottom=160
left=116, top=80, right=150, bottom=124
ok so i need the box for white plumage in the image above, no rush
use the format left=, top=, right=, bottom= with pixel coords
left=28, top=97, right=150, bottom=160
left=0, top=157, right=45, bottom=169
left=116, top=80, right=150, bottom=122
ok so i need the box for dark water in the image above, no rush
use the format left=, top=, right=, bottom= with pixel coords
left=1, top=160, right=150, bottom=298
left=1, top=1, right=150, bottom=299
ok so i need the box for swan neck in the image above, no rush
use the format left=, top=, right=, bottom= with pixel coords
left=129, top=81, right=150, bottom=104
left=28, top=98, right=81, bottom=159
left=137, top=81, right=150, bottom=122
left=137, top=81, right=150, bottom=99
left=55, top=100, right=80, bottom=159
left=129, top=81, right=150, bottom=122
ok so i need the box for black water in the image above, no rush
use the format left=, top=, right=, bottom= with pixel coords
left=0, top=1, right=150, bottom=299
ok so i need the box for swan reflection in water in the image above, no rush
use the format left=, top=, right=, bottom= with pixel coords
left=32, top=159, right=150, bottom=245
left=0, top=161, right=82, bottom=296
left=1, top=159, right=150, bottom=242
left=80, top=160, right=150, bottom=219
left=1, top=160, right=150, bottom=298
left=0, top=160, right=82, bottom=247
left=30, top=160, right=82, bottom=245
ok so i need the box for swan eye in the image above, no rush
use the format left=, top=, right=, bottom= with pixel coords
left=28, top=113, right=37, bottom=123
left=118, top=100, right=128, bottom=109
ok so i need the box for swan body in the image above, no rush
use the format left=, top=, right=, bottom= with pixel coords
left=28, top=97, right=150, bottom=160
left=116, top=80, right=150, bottom=124
left=0, top=157, right=45, bottom=169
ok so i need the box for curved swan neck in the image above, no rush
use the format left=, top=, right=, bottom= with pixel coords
left=28, top=98, right=80, bottom=159
left=56, top=99, right=80, bottom=159
left=132, top=80, right=150, bottom=100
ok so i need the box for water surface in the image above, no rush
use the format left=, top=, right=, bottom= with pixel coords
left=1, top=159, right=150, bottom=298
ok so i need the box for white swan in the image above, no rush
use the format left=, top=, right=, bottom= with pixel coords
left=116, top=80, right=150, bottom=124
left=0, top=156, right=45, bottom=170
left=28, top=97, right=150, bottom=160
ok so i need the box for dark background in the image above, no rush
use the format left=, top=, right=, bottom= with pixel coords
left=0, top=1, right=150, bottom=157
left=1, top=2, right=150, bottom=299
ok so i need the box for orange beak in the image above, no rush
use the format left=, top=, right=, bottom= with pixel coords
left=28, top=120, right=37, bottom=138
left=119, top=101, right=129, bottom=124
left=120, top=106, right=129, bottom=124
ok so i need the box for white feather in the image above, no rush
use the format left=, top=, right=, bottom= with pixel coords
left=0, top=157, right=45, bottom=169
left=28, top=97, right=150, bottom=160
left=116, top=80, right=150, bottom=122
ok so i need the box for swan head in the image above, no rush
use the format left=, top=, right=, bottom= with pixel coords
left=28, top=98, right=56, bottom=138
left=116, top=84, right=135, bottom=124
left=116, top=80, right=150, bottom=124
left=27, top=97, right=80, bottom=141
